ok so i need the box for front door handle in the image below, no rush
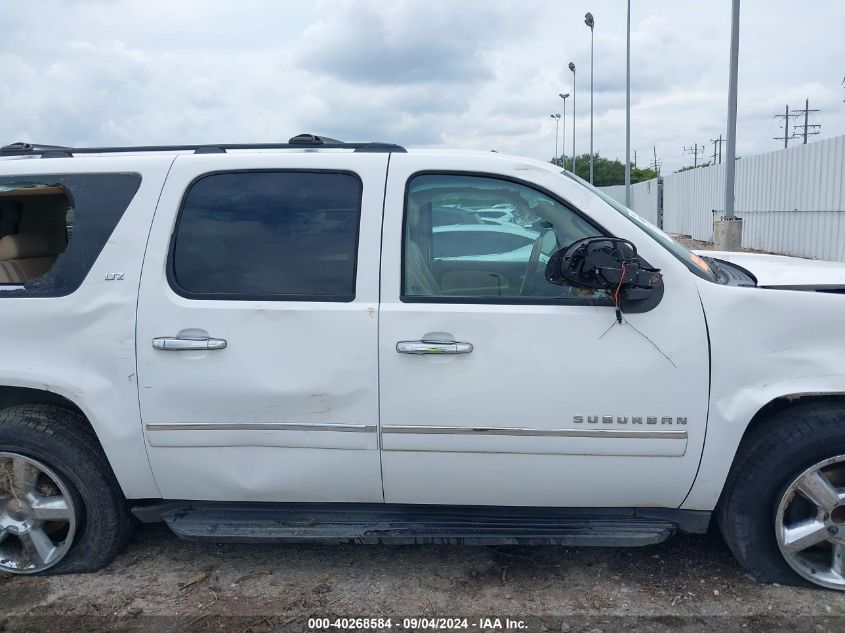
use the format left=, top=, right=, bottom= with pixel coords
left=396, top=340, right=473, bottom=355
left=152, top=337, right=227, bottom=351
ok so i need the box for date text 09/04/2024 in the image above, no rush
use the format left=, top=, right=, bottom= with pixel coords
left=307, top=617, right=528, bottom=630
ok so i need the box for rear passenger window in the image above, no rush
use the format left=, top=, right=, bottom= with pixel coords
left=170, top=171, right=362, bottom=301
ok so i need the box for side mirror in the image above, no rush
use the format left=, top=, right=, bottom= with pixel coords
left=545, top=237, right=662, bottom=300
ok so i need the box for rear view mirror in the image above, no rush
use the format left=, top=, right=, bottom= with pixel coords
left=545, top=237, right=662, bottom=295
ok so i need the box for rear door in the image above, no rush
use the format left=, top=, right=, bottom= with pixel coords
left=137, top=151, right=387, bottom=502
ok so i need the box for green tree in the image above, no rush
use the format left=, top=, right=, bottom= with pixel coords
left=674, top=161, right=712, bottom=173
left=550, top=153, right=658, bottom=186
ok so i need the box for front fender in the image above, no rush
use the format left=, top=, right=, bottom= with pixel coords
left=682, top=281, right=845, bottom=510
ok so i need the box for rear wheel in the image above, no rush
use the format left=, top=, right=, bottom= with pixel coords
left=0, top=452, right=79, bottom=573
left=0, top=404, right=133, bottom=574
left=718, top=402, right=845, bottom=590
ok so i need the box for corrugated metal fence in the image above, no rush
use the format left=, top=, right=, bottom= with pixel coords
left=599, top=134, right=845, bottom=261
left=598, top=178, right=661, bottom=227
left=663, top=134, right=845, bottom=261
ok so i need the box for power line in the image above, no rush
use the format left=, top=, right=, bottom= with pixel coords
left=683, top=143, right=705, bottom=167
left=791, top=98, right=820, bottom=144
left=710, top=134, right=726, bottom=164
left=773, top=105, right=799, bottom=148
left=650, top=145, right=661, bottom=174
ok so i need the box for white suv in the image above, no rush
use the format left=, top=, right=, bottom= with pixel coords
left=2, top=135, right=845, bottom=591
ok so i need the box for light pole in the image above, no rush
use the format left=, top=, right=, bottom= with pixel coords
left=624, top=0, right=631, bottom=207
left=568, top=62, right=576, bottom=174
left=724, top=0, right=740, bottom=222
left=549, top=114, right=561, bottom=162
left=584, top=12, right=595, bottom=184
left=559, top=93, right=570, bottom=170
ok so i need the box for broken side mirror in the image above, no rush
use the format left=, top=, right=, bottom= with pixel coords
left=545, top=237, right=662, bottom=307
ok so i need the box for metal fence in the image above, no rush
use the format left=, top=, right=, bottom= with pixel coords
left=597, top=177, right=661, bottom=227
left=661, top=134, right=845, bottom=260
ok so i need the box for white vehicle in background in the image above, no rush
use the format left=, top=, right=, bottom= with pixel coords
left=433, top=224, right=540, bottom=260
left=2, top=135, right=845, bottom=593
left=475, top=205, right=517, bottom=225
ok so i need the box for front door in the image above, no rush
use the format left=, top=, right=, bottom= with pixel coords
left=137, top=152, right=387, bottom=502
left=378, top=153, right=710, bottom=508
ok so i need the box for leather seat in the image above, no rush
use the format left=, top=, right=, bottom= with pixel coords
left=0, top=234, right=64, bottom=284
left=404, top=199, right=439, bottom=296
left=0, top=200, right=69, bottom=284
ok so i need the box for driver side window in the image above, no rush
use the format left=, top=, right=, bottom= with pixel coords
left=403, top=174, right=604, bottom=301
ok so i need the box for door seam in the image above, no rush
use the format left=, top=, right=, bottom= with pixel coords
left=133, top=154, right=179, bottom=499
left=376, top=152, right=393, bottom=503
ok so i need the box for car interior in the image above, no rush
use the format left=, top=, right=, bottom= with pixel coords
left=0, top=185, right=71, bottom=285
left=404, top=182, right=603, bottom=299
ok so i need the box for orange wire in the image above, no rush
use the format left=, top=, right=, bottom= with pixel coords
left=613, top=262, right=627, bottom=312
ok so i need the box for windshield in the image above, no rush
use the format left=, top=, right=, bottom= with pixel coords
left=561, top=171, right=718, bottom=282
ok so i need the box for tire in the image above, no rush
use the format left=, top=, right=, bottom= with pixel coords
left=717, top=401, right=845, bottom=590
left=0, top=404, right=133, bottom=574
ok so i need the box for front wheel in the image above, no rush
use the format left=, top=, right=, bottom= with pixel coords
left=718, top=402, right=845, bottom=591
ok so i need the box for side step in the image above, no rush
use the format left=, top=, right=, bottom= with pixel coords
left=133, top=503, right=710, bottom=547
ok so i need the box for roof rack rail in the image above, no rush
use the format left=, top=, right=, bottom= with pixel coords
left=0, top=135, right=406, bottom=158
left=1, top=142, right=75, bottom=158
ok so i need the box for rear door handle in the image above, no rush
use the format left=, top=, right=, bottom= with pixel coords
left=396, top=340, right=473, bottom=355
left=152, top=337, right=227, bottom=351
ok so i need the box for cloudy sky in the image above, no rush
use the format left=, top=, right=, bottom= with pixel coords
left=2, top=0, right=843, bottom=172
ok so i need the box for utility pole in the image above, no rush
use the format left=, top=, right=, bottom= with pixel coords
left=792, top=98, right=820, bottom=144
left=717, top=0, right=742, bottom=251
left=624, top=0, right=631, bottom=206
left=651, top=146, right=660, bottom=174
left=710, top=134, right=725, bottom=163
left=585, top=12, right=595, bottom=184
left=569, top=62, right=577, bottom=174
left=683, top=143, right=705, bottom=167
left=773, top=106, right=798, bottom=148
left=634, top=149, right=637, bottom=168
left=559, top=93, right=570, bottom=170
left=549, top=114, right=561, bottom=161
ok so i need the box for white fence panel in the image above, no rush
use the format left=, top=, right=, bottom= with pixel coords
left=598, top=178, right=660, bottom=226
left=661, top=134, right=845, bottom=260
left=662, top=164, right=724, bottom=241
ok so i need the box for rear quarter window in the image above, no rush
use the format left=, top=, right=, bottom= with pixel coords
left=0, top=173, right=142, bottom=297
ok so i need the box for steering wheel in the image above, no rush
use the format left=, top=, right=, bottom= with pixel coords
left=519, top=231, right=547, bottom=296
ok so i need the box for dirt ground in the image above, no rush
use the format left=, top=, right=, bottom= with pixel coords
left=2, top=523, right=845, bottom=632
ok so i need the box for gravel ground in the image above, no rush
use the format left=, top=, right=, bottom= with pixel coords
left=2, top=523, right=845, bottom=632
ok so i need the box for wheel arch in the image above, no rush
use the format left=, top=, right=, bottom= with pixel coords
left=0, top=385, right=86, bottom=417
left=0, top=384, right=161, bottom=499
left=0, top=385, right=103, bottom=457
left=742, top=393, right=845, bottom=442
left=683, top=391, right=845, bottom=511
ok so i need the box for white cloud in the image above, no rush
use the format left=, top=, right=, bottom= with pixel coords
left=1, top=0, right=843, bottom=172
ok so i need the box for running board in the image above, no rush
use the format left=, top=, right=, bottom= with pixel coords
left=133, top=503, right=710, bottom=547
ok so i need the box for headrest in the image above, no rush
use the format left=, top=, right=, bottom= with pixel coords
left=0, top=234, right=58, bottom=261
left=0, top=204, right=22, bottom=236
left=407, top=197, right=420, bottom=228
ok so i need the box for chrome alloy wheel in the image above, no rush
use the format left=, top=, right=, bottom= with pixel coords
left=0, top=452, right=77, bottom=574
left=776, top=455, right=845, bottom=590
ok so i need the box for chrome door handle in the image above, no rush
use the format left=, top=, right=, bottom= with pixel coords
left=396, top=340, right=473, bottom=355
left=152, top=337, right=227, bottom=351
